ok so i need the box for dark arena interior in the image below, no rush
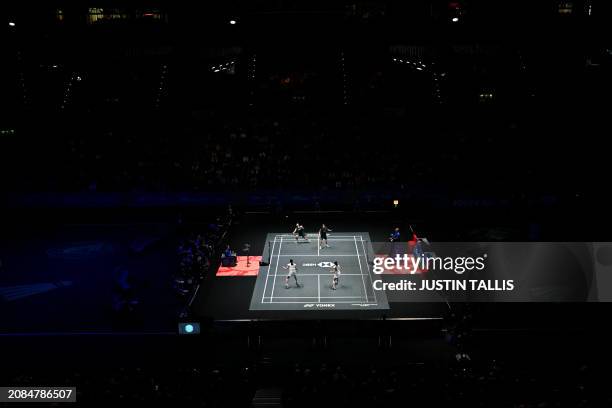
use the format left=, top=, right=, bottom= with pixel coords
left=1, top=1, right=612, bottom=406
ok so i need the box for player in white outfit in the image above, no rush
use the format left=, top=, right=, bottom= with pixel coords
left=282, top=259, right=301, bottom=289
left=330, top=261, right=341, bottom=290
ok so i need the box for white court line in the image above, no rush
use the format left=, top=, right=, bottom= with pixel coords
left=274, top=239, right=362, bottom=242
left=269, top=237, right=283, bottom=303
left=274, top=235, right=361, bottom=238
left=264, top=296, right=366, bottom=299
left=271, top=254, right=360, bottom=257
left=282, top=273, right=368, bottom=276
left=360, top=236, right=378, bottom=304
left=266, top=296, right=378, bottom=302
left=273, top=234, right=359, bottom=238
left=260, top=238, right=277, bottom=304
left=274, top=238, right=362, bottom=242
left=359, top=237, right=378, bottom=304
left=354, top=236, right=369, bottom=303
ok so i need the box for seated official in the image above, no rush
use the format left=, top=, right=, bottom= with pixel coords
left=389, top=227, right=401, bottom=242
left=221, top=245, right=237, bottom=267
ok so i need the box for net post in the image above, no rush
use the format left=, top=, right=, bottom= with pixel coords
left=268, top=240, right=272, bottom=264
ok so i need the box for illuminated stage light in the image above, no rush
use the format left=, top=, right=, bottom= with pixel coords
left=178, top=322, right=200, bottom=335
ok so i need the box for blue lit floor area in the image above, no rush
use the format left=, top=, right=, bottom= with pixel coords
left=0, top=223, right=181, bottom=334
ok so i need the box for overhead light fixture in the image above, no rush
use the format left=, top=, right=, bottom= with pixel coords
left=8, top=21, right=16, bottom=27
left=229, top=19, right=237, bottom=25
left=452, top=17, right=459, bottom=22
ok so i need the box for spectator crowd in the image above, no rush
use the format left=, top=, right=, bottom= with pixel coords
left=174, top=214, right=231, bottom=301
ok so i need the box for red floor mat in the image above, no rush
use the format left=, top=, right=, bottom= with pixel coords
left=216, top=256, right=262, bottom=276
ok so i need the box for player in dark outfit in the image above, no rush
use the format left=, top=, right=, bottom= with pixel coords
left=319, top=224, right=332, bottom=249
left=293, top=223, right=309, bottom=243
